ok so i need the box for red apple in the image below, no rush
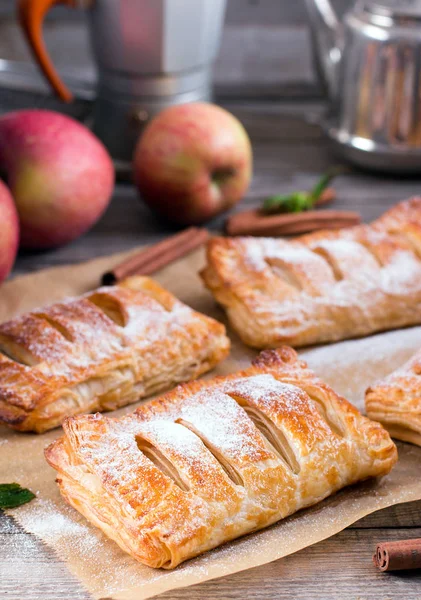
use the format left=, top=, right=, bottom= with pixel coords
left=0, top=179, right=19, bottom=283
left=133, top=102, right=252, bottom=225
left=0, top=110, right=115, bottom=249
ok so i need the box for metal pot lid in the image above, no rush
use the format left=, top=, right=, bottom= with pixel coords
left=361, top=0, right=421, bottom=20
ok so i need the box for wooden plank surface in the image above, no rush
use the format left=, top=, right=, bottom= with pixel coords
left=0, top=20, right=319, bottom=99
left=0, top=0, right=351, bottom=23
left=2, top=102, right=421, bottom=599
left=0, top=0, right=347, bottom=100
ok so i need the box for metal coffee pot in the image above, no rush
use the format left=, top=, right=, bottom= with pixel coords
left=306, top=0, right=421, bottom=172
left=18, top=0, right=226, bottom=164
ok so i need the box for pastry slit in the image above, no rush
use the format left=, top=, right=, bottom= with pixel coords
left=307, top=395, right=344, bottom=437
left=34, top=314, right=74, bottom=342
left=136, top=437, right=190, bottom=492
left=226, top=395, right=300, bottom=474
left=0, top=339, right=40, bottom=367
left=264, top=258, right=302, bottom=291
left=87, top=293, right=127, bottom=327
left=0, top=349, right=28, bottom=366
left=311, top=248, right=343, bottom=281
left=357, top=241, right=385, bottom=266
left=175, top=419, right=244, bottom=486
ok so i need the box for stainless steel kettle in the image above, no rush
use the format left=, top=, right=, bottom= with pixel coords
left=306, top=0, right=421, bottom=172
left=18, top=0, right=226, bottom=164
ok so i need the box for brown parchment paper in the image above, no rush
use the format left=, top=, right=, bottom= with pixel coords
left=1, top=245, right=421, bottom=600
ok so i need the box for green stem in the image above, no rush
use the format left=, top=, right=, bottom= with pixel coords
left=310, top=166, right=346, bottom=201
left=262, top=166, right=344, bottom=215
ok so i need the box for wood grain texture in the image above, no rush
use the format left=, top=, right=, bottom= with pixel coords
left=225, top=0, right=350, bottom=25
left=1, top=515, right=421, bottom=600
left=0, top=20, right=319, bottom=98
left=2, top=102, right=421, bottom=599
left=0, top=0, right=348, bottom=100
left=0, top=0, right=351, bottom=99
left=0, top=0, right=352, bottom=24
left=156, top=528, right=421, bottom=600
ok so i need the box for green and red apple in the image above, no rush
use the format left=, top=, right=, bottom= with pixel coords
left=133, top=102, right=252, bottom=225
left=0, top=110, right=114, bottom=249
left=0, top=179, right=19, bottom=283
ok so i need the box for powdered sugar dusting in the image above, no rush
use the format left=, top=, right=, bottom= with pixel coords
left=220, top=225, right=421, bottom=349
left=301, top=326, right=421, bottom=411
left=225, top=374, right=306, bottom=409
left=3, top=327, right=421, bottom=599
left=0, top=280, right=226, bottom=421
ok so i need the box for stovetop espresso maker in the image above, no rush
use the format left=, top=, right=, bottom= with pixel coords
left=18, top=0, right=226, bottom=163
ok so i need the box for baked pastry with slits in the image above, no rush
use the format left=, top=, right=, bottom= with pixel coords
left=45, top=347, right=397, bottom=569
left=366, top=348, right=421, bottom=446
left=201, top=197, right=421, bottom=348
left=0, top=276, right=230, bottom=433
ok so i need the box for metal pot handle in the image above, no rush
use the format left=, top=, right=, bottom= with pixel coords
left=18, top=0, right=78, bottom=102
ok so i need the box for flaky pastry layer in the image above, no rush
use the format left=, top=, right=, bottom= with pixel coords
left=201, top=197, right=421, bottom=348
left=0, top=276, right=230, bottom=432
left=366, top=348, right=421, bottom=446
left=46, top=347, right=396, bottom=569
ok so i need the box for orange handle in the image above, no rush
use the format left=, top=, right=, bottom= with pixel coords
left=18, top=0, right=78, bottom=102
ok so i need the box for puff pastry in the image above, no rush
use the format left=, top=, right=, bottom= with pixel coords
left=45, top=346, right=397, bottom=569
left=366, top=348, right=421, bottom=446
left=0, top=276, right=230, bottom=433
left=201, top=197, right=421, bottom=348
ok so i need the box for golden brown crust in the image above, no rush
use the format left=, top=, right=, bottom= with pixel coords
left=45, top=347, right=397, bottom=569
left=201, top=197, right=421, bottom=348
left=366, top=348, right=421, bottom=446
left=0, top=276, right=230, bottom=433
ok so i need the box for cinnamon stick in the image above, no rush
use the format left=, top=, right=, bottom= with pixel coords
left=373, top=538, right=421, bottom=572
left=226, top=187, right=337, bottom=237
left=225, top=209, right=361, bottom=237
left=102, top=227, right=209, bottom=285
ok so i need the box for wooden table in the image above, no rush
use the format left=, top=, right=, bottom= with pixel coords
left=1, top=102, right=421, bottom=599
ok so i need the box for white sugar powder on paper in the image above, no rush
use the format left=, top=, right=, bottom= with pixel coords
left=301, top=326, right=421, bottom=411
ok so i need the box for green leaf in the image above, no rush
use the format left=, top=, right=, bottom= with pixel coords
left=262, top=192, right=313, bottom=214
left=0, top=483, right=36, bottom=509
left=262, top=165, right=346, bottom=215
